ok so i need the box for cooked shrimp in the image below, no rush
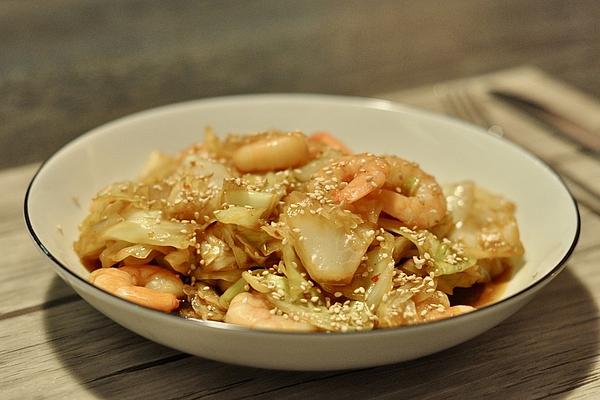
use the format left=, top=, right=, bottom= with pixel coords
left=378, top=288, right=474, bottom=327
left=232, top=132, right=310, bottom=172
left=225, top=292, right=316, bottom=332
left=89, top=265, right=183, bottom=313
left=422, top=305, right=476, bottom=321
left=315, top=154, right=389, bottom=204
left=309, top=131, right=352, bottom=155
left=447, top=305, right=476, bottom=316
left=378, top=156, right=447, bottom=228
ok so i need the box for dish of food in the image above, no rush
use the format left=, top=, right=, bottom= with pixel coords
left=25, top=94, right=578, bottom=369
left=74, top=129, right=524, bottom=332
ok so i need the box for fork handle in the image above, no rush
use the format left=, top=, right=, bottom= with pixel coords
left=491, top=90, right=600, bottom=153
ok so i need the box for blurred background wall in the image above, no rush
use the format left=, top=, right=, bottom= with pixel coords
left=2, top=0, right=599, bottom=168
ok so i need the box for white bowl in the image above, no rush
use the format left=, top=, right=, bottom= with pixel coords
left=25, top=94, right=579, bottom=370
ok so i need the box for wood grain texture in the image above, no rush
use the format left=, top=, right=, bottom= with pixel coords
left=0, top=164, right=77, bottom=317
left=2, top=69, right=600, bottom=399
left=1, top=0, right=600, bottom=168
left=1, top=254, right=598, bottom=400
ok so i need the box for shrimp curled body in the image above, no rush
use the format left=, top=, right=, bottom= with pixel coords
left=309, top=132, right=352, bottom=155
left=423, top=305, right=476, bottom=321
left=225, top=292, right=315, bottom=332
left=232, top=132, right=310, bottom=173
left=317, top=154, right=390, bottom=204
left=89, top=265, right=184, bottom=313
left=378, top=156, right=447, bottom=229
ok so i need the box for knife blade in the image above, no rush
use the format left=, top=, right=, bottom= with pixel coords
left=490, top=89, right=600, bottom=153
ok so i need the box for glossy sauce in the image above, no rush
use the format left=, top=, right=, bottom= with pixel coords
left=449, top=262, right=514, bottom=308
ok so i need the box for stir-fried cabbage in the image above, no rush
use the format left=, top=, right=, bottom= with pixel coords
left=240, top=268, right=375, bottom=332
left=444, top=181, right=524, bottom=259
left=75, top=184, right=195, bottom=268
left=75, top=129, right=524, bottom=331
left=322, top=232, right=395, bottom=308
left=103, top=209, right=194, bottom=248
left=388, top=226, right=476, bottom=277
left=281, top=192, right=374, bottom=285
left=180, top=284, right=227, bottom=321
left=98, top=241, right=169, bottom=268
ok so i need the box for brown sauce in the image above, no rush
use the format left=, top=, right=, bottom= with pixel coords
left=449, top=262, right=514, bottom=308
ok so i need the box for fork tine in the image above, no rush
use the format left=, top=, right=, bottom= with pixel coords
left=457, top=89, right=492, bottom=128
left=443, top=88, right=481, bottom=125
left=452, top=90, right=484, bottom=127
left=441, top=88, right=471, bottom=123
left=441, top=86, right=505, bottom=140
left=441, top=87, right=492, bottom=129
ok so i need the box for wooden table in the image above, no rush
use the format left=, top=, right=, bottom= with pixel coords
left=2, top=67, right=600, bottom=399
left=3, top=1, right=600, bottom=170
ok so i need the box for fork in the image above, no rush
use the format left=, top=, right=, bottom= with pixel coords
left=441, top=87, right=493, bottom=129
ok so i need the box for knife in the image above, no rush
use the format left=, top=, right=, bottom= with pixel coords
left=490, top=89, right=600, bottom=153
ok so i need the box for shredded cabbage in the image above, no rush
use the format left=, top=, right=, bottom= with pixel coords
left=281, top=192, right=374, bottom=285
left=75, top=130, right=524, bottom=331
left=444, top=181, right=524, bottom=258
left=394, top=227, right=476, bottom=277
left=103, top=209, right=193, bottom=248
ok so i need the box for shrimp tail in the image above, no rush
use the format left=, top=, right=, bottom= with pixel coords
left=115, top=286, right=180, bottom=313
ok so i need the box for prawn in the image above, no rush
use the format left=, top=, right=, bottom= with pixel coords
left=378, top=156, right=447, bottom=229
left=232, top=132, right=310, bottom=173
left=315, top=154, right=390, bottom=204
left=378, top=288, right=474, bottom=327
left=225, top=292, right=316, bottom=332
left=421, top=305, right=476, bottom=321
left=309, top=131, right=352, bottom=155
left=89, top=265, right=184, bottom=313
left=414, top=289, right=475, bottom=320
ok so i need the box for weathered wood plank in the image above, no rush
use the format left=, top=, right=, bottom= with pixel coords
left=0, top=227, right=77, bottom=317
left=1, top=247, right=598, bottom=400
left=0, top=164, right=76, bottom=317
left=561, top=175, right=600, bottom=218
left=2, top=68, right=600, bottom=399
left=577, top=206, right=600, bottom=253
left=556, top=153, right=600, bottom=200
left=0, top=163, right=39, bottom=223
left=0, top=293, right=341, bottom=400
left=2, top=1, right=600, bottom=169
left=0, top=299, right=180, bottom=400
left=211, top=247, right=600, bottom=400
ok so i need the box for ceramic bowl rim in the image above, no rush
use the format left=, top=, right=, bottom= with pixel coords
left=23, top=93, right=581, bottom=338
